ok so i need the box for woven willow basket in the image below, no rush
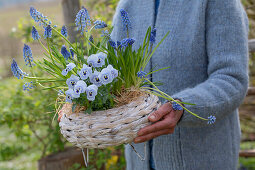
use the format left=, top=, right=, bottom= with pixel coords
left=59, top=93, right=161, bottom=149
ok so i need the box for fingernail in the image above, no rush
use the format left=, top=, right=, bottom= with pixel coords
left=134, top=138, right=141, bottom=143
left=150, top=115, right=156, bottom=120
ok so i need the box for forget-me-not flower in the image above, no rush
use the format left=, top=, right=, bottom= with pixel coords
left=66, top=74, right=80, bottom=89
left=78, top=64, right=92, bottom=80
left=61, top=63, right=76, bottom=76
left=85, top=84, right=98, bottom=101
left=31, top=26, right=40, bottom=40
left=23, top=44, right=35, bottom=67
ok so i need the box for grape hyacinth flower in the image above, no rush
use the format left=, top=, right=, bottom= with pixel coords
left=23, top=81, right=35, bottom=91
left=172, top=102, right=183, bottom=111
left=61, top=45, right=71, bottom=60
left=150, top=28, right=156, bottom=44
left=73, top=80, right=87, bottom=98
left=89, top=35, right=94, bottom=43
left=61, top=63, right=76, bottom=76
left=65, top=89, right=75, bottom=103
left=90, top=71, right=102, bottom=87
left=75, top=7, right=91, bottom=34
left=94, top=20, right=107, bottom=29
left=78, top=64, right=92, bottom=80
left=207, top=115, right=216, bottom=124
left=120, top=38, right=135, bottom=48
left=11, top=59, right=26, bottom=79
left=66, top=74, right=80, bottom=89
left=99, top=68, right=113, bottom=85
left=120, top=9, right=132, bottom=31
left=31, top=26, right=40, bottom=40
left=30, top=7, right=51, bottom=27
left=87, top=54, right=98, bottom=67
left=44, top=25, right=52, bottom=38
left=70, top=47, right=75, bottom=58
left=107, top=65, right=118, bottom=79
left=95, top=52, right=107, bottom=68
left=61, top=25, right=68, bottom=37
left=108, top=39, right=116, bottom=48
left=101, top=30, right=110, bottom=38
left=23, top=44, right=35, bottom=67
left=85, top=84, right=98, bottom=101
left=117, top=41, right=121, bottom=48
left=137, top=71, right=147, bottom=78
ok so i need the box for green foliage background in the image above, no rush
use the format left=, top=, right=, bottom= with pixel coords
left=0, top=0, right=254, bottom=169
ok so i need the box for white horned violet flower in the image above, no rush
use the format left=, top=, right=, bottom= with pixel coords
left=66, top=74, right=79, bottom=89
left=107, top=65, right=118, bottom=79
left=73, top=80, right=87, bottom=98
left=87, top=54, right=98, bottom=67
left=95, top=52, right=107, bottom=68
left=78, top=64, right=92, bottom=80
left=86, top=84, right=98, bottom=101
left=65, top=89, right=75, bottom=103
left=99, top=67, right=113, bottom=85
left=62, top=63, right=76, bottom=76
left=89, top=70, right=102, bottom=87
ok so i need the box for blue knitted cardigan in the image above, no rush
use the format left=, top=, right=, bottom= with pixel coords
left=111, top=0, right=249, bottom=169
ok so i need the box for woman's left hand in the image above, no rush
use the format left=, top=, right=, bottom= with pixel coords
left=134, top=102, right=183, bottom=143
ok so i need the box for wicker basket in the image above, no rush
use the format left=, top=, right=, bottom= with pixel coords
left=59, top=93, right=161, bottom=149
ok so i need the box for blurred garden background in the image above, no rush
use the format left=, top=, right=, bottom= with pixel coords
left=0, top=0, right=255, bottom=169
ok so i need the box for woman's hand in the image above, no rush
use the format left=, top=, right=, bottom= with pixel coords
left=134, top=101, right=183, bottom=143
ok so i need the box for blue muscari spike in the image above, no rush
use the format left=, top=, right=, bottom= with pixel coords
left=94, top=20, right=107, bottom=29
left=31, top=26, right=40, bottom=40
left=61, top=25, right=68, bottom=37
left=11, top=59, right=26, bottom=79
left=75, top=7, right=91, bottom=34
left=207, top=115, right=216, bottom=124
left=23, top=81, right=35, bottom=91
left=23, top=44, right=35, bottom=67
left=172, top=102, right=183, bottom=111
left=137, top=71, right=147, bottom=78
left=61, top=45, right=71, bottom=60
left=29, top=7, right=51, bottom=27
left=117, top=41, right=121, bottom=48
left=108, top=39, right=116, bottom=48
left=44, top=25, right=52, bottom=38
left=120, top=9, right=132, bottom=31
left=101, top=30, right=110, bottom=38
left=150, top=28, right=156, bottom=43
left=70, top=47, right=75, bottom=58
left=120, top=38, right=135, bottom=48
left=89, top=35, right=94, bottom=43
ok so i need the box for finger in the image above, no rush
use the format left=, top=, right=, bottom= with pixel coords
left=134, top=128, right=174, bottom=143
left=149, top=102, right=172, bottom=122
left=137, top=115, right=176, bottom=136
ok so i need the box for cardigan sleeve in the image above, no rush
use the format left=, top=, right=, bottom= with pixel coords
left=172, top=0, right=249, bottom=127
